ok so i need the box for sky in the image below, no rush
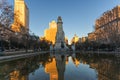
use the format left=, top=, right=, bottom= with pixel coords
left=8, top=0, right=120, bottom=42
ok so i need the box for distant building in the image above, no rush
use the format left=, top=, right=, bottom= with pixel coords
left=44, top=20, right=57, bottom=44
left=79, top=38, right=82, bottom=43
left=11, top=0, right=29, bottom=33
left=81, top=37, right=87, bottom=43
left=71, top=34, right=79, bottom=44
left=88, top=32, right=96, bottom=42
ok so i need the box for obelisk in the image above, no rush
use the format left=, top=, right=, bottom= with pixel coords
left=54, top=16, right=68, bottom=51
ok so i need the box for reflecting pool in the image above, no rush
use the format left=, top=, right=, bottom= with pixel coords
left=0, top=52, right=119, bottom=80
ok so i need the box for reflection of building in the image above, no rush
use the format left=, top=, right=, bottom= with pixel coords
left=89, top=58, right=120, bottom=80
left=9, top=70, right=28, bottom=80
left=44, top=20, right=57, bottom=44
left=45, top=58, right=58, bottom=80
left=11, top=0, right=29, bottom=32
left=72, top=58, right=80, bottom=67
left=45, top=54, right=66, bottom=80
left=71, top=34, right=79, bottom=44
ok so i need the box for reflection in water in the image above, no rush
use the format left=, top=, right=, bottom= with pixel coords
left=0, top=52, right=119, bottom=80
left=0, top=53, right=50, bottom=80
left=75, top=53, right=120, bottom=80
left=45, top=58, right=58, bottom=80
left=45, top=53, right=66, bottom=80
left=56, top=54, right=66, bottom=80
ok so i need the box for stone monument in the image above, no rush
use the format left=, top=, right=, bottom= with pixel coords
left=54, top=16, right=68, bottom=51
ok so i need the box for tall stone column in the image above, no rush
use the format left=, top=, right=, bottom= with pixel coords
left=54, top=16, right=68, bottom=51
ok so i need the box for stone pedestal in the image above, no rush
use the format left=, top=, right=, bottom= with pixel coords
left=71, top=44, right=75, bottom=51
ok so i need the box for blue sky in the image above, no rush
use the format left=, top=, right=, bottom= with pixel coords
left=8, top=0, right=120, bottom=41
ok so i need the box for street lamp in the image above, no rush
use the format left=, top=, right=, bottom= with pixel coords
left=24, top=33, right=29, bottom=53
left=0, top=30, right=4, bottom=52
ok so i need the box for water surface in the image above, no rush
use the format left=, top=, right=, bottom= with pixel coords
left=0, top=52, right=119, bottom=80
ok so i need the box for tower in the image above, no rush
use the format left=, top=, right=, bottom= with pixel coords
left=11, top=0, right=29, bottom=33
left=54, top=16, right=68, bottom=50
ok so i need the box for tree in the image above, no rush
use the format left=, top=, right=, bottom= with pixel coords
left=39, top=38, right=51, bottom=51
left=11, top=10, right=23, bottom=32
left=0, top=0, right=14, bottom=28
left=95, top=22, right=120, bottom=49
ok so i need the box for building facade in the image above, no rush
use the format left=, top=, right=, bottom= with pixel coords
left=88, top=5, right=120, bottom=44
left=88, top=32, right=96, bottom=42
left=11, top=0, right=29, bottom=33
left=81, top=37, right=88, bottom=43
left=44, top=20, right=57, bottom=44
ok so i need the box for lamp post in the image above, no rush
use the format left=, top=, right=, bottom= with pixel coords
left=0, top=30, right=4, bottom=52
left=25, top=33, right=28, bottom=52
left=23, top=31, right=29, bottom=53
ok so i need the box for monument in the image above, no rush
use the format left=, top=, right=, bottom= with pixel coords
left=54, top=16, right=68, bottom=51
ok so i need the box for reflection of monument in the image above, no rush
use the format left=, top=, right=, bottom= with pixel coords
left=54, top=16, right=68, bottom=50
left=55, top=54, right=66, bottom=80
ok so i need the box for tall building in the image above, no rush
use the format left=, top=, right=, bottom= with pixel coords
left=95, top=5, right=120, bottom=44
left=11, top=0, right=29, bottom=33
left=44, top=20, right=57, bottom=44
left=89, top=5, right=120, bottom=44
